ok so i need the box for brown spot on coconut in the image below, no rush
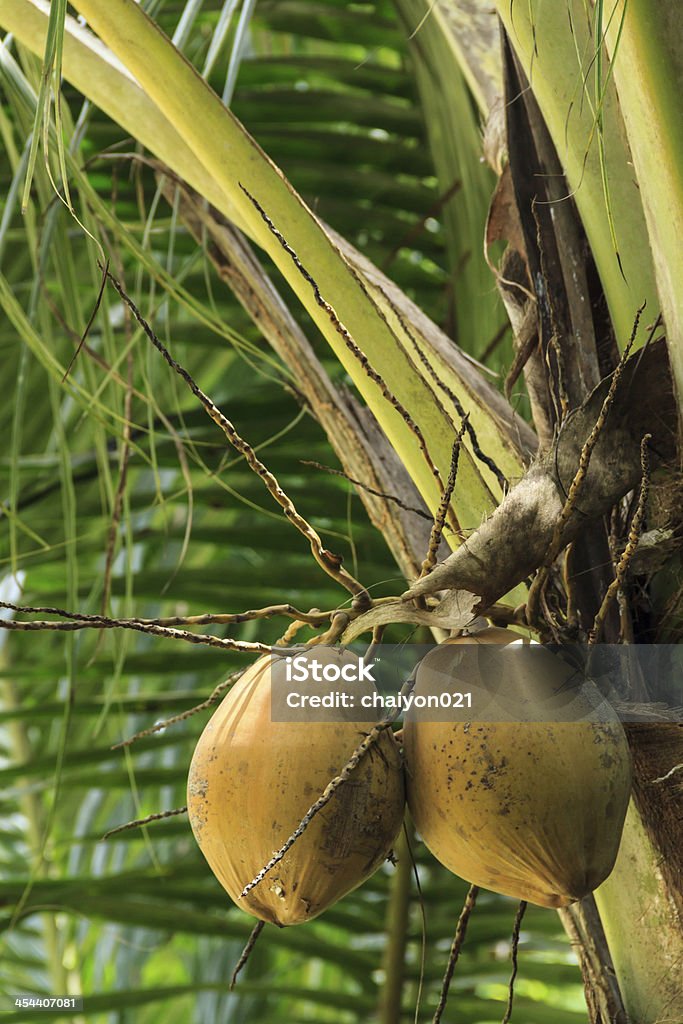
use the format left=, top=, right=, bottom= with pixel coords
left=187, top=650, right=405, bottom=926
left=403, top=627, right=632, bottom=908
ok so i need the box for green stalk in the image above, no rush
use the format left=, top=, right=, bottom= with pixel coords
left=493, top=0, right=658, bottom=347
left=595, top=802, right=683, bottom=1023
left=395, top=0, right=506, bottom=360
left=604, top=1, right=683, bottom=407
left=1, top=666, right=71, bottom=1001
left=377, top=823, right=413, bottom=1024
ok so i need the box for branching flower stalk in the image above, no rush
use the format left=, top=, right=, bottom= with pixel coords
left=276, top=618, right=315, bottom=646
left=102, top=805, right=188, bottom=840
left=230, top=920, right=266, bottom=990
left=391, top=301, right=509, bottom=494
left=113, top=668, right=245, bottom=750
left=305, top=610, right=351, bottom=646
left=420, top=419, right=469, bottom=578
left=129, top=605, right=329, bottom=628
left=502, top=901, right=527, bottom=1024
left=3, top=599, right=329, bottom=629
left=0, top=601, right=273, bottom=654
left=402, top=338, right=672, bottom=615
left=239, top=186, right=449, bottom=507
left=589, top=433, right=652, bottom=644
left=525, top=304, right=645, bottom=626
left=301, top=460, right=435, bottom=522
left=432, top=884, right=479, bottom=1024
left=104, top=267, right=371, bottom=609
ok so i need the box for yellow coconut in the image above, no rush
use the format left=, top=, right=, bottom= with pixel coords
left=404, top=628, right=632, bottom=908
left=188, top=649, right=405, bottom=926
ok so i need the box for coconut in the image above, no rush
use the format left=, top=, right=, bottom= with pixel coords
left=187, top=649, right=405, bottom=926
left=404, top=628, right=632, bottom=908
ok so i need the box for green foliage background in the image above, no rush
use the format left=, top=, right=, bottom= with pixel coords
left=0, top=1, right=586, bottom=1020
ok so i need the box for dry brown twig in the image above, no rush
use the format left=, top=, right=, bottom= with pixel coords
left=239, top=185, right=448, bottom=506
left=420, top=419, right=469, bottom=578
left=607, top=504, right=635, bottom=643
left=102, top=806, right=187, bottom=840
left=0, top=601, right=272, bottom=654
left=526, top=303, right=646, bottom=627
left=589, top=433, right=652, bottom=644
left=230, top=920, right=265, bottom=990
left=1, top=598, right=370, bottom=752
left=0, top=599, right=326, bottom=629
left=301, top=460, right=434, bottom=522
left=432, top=884, right=479, bottom=1024
left=502, top=900, right=527, bottom=1024
left=131, top=605, right=328, bottom=628
left=113, top=669, right=244, bottom=750
left=547, top=334, right=570, bottom=424
left=389, top=301, right=509, bottom=494
left=100, top=245, right=135, bottom=619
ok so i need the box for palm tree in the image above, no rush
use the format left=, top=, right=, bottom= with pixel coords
left=1, top=1, right=681, bottom=1021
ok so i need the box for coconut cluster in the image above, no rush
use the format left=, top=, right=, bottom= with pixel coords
left=187, top=629, right=632, bottom=924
